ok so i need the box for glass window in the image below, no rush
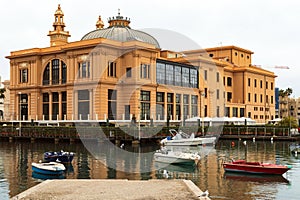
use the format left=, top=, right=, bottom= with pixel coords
left=190, top=68, right=198, bottom=88
left=126, top=67, right=132, bottom=78
left=52, top=59, right=59, bottom=85
left=166, top=64, right=174, bottom=85
left=227, top=77, right=232, bottom=86
left=216, top=72, right=219, bottom=82
left=140, top=64, right=150, bottom=79
left=20, top=69, right=28, bottom=83
left=43, top=64, right=50, bottom=85
left=108, top=61, right=116, bottom=77
left=182, top=67, right=189, bottom=87
left=156, top=92, right=164, bottom=102
left=175, top=66, right=182, bottom=86
left=156, top=62, right=165, bottom=84
left=167, top=93, right=173, bottom=103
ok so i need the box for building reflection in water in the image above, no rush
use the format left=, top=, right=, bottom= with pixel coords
left=0, top=140, right=294, bottom=199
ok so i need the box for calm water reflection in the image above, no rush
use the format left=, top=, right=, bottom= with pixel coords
left=1, top=139, right=300, bottom=200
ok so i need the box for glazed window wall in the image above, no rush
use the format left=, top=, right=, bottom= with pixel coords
left=156, top=60, right=198, bottom=88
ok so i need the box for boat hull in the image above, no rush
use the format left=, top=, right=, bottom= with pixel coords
left=44, top=151, right=74, bottom=163
left=223, top=160, right=291, bottom=175
left=32, top=162, right=65, bottom=175
left=164, top=137, right=216, bottom=146
left=154, top=152, right=199, bottom=165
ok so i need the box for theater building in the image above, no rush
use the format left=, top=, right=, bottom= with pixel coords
left=6, top=5, right=276, bottom=124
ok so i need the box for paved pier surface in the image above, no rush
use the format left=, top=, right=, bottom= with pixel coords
left=11, top=179, right=210, bottom=200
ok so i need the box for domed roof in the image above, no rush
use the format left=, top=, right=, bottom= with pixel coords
left=81, top=12, right=160, bottom=48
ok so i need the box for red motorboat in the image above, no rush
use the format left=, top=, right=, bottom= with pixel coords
left=222, top=159, right=292, bottom=175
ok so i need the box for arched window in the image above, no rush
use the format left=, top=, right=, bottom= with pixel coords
left=43, top=64, right=50, bottom=85
left=42, top=59, right=67, bottom=85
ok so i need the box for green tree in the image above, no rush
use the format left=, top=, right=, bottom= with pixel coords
left=278, top=116, right=298, bottom=128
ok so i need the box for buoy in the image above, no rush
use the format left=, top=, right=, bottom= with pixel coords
left=243, top=141, right=247, bottom=146
left=231, top=141, right=235, bottom=147
left=253, top=137, right=255, bottom=142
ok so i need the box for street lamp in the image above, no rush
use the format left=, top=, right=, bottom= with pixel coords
left=18, top=92, right=21, bottom=137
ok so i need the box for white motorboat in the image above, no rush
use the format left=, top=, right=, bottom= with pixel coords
left=154, top=147, right=200, bottom=165
left=32, top=161, right=66, bottom=175
left=160, top=129, right=217, bottom=146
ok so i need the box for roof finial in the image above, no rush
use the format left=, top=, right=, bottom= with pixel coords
left=118, top=8, right=120, bottom=16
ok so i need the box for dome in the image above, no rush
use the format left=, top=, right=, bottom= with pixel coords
left=81, top=12, right=160, bottom=48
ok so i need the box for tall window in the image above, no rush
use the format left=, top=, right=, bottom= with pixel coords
left=191, top=95, right=198, bottom=117
left=227, top=77, right=232, bottom=86
left=78, top=90, right=90, bottom=120
left=156, top=92, right=164, bottom=120
left=61, top=61, right=67, bottom=84
left=43, top=65, right=50, bottom=85
left=108, top=89, right=117, bottom=120
left=183, top=94, right=189, bottom=119
left=216, top=72, right=219, bottom=82
left=62, top=92, right=67, bottom=120
left=19, top=94, right=28, bottom=120
left=167, top=93, right=174, bottom=119
left=20, top=69, right=28, bottom=83
left=227, top=92, right=232, bottom=102
left=52, top=92, right=59, bottom=120
left=182, top=67, right=190, bottom=87
left=140, top=64, right=150, bottom=79
left=175, top=66, right=181, bottom=86
left=254, top=79, right=257, bottom=87
left=233, top=107, right=238, bottom=117
left=216, top=89, right=220, bottom=99
left=78, top=61, right=90, bottom=78
left=176, top=94, right=181, bottom=120
left=190, top=68, right=198, bottom=88
left=240, top=108, right=245, bottom=117
left=52, top=59, right=59, bottom=85
left=204, top=70, right=208, bottom=81
left=248, top=78, right=251, bottom=87
left=43, top=93, right=49, bottom=120
left=43, top=59, right=67, bottom=85
left=126, top=67, right=132, bottom=78
left=108, top=61, right=116, bottom=77
left=140, top=90, right=150, bottom=120
left=156, top=62, right=165, bottom=84
left=166, top=64, right=174, bottom=84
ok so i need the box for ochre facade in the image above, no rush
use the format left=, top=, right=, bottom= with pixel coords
left=6, top=5, right=276, bottom=124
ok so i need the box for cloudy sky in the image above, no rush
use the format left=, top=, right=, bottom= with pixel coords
left=1, top=0, right=299, bottom=96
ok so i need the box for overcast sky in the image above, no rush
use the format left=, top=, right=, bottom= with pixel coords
left=1, top=0, right=299, bottom=96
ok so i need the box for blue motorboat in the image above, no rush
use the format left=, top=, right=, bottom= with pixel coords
left=44, top=150, right=75, bottom=163
left=32, top=162, right=66, bottom=175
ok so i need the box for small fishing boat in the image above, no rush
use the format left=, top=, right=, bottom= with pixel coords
left=160, top=129, right=216, bottom=146
left=224, top=172, right=290, bottom=183
left=32, top=162, right=66, bottom=175
left=222, top=159, right=292, bottom=175
left=44, top=150, right=75, bottom=163
left=154, top=147, right=200, bottom=165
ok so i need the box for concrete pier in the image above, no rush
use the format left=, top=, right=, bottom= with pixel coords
left=11, top=179, right=210, bottom=200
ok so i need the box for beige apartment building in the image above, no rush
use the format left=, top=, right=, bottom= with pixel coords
left=6, top=5, right=276, bottom=124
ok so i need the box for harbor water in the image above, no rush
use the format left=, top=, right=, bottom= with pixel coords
left=1, top=139, right=300, bottom=200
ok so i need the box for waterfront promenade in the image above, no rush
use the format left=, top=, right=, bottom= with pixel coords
left=11, top=179, right=210, bottom=200
left=0, top=125, right=299, bottom=143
